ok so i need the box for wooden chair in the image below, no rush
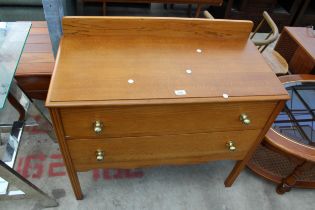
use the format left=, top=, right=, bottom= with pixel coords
left=249, top=11, right=289, bottom=75
left=203, top=10, right=289, bottom=76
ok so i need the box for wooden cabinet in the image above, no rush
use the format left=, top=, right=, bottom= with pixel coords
left=46, top=17, right=289, bottom=200
left=275, top=27, right=315, bottom=74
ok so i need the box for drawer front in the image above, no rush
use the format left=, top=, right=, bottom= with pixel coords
left=67, top=130, right=261, bottom=171
left=60, top=102, right=275, bottom=139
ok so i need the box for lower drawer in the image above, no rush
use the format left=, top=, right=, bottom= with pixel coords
left=67, top=129, right=261, bottom=171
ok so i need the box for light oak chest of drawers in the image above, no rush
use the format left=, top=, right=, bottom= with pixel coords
left=46, top=17, right=289, bottom=200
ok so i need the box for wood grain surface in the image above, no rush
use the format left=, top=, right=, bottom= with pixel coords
left=15, top=21, right=54, bottom=100
left=275, top=27, right=315, bottom=74
left=16, top=22, right=54, bottom=75
left=284, top=27, right=315, bottom=59
left=276, top=74, right=315, bottom=83
left=46, top=17, right=288, bottom=106
left=62, top=16, right=251, bottom=39
left=289, top=47, right=315, bottom=74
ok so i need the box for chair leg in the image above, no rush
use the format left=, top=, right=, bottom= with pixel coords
left=250, top=19, right=265, bottom=39
left=195, top=4, right=202, bottom=17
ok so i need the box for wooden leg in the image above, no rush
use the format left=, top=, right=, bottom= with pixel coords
left=195, top=4, right=202, bottom=18
left=49, top=109, right=83, bottom=200
left=224, top=160, right=244, bottom=187
left=277, top=182, right=292, bottom=194
left=276, top=160, right=306, bottom=194
left=60, top=147, right=83, bottom=199
left=66, top=168, right=83, bottom=200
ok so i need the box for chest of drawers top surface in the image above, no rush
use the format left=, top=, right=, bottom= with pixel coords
left=46, top=17, right=289, bottom=107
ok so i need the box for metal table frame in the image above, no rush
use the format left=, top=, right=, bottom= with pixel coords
left=0, top=81, right=58, bottom=207
left=1, top=1, right=85, bottom=206
left=1, top=1, right=65, bottom=206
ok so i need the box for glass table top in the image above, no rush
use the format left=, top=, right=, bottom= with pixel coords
left=0, top=22, right=31, bottom=110
left=273, top=81, right=315, bottom=147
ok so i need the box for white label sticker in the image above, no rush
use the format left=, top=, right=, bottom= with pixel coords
left=175, top=90, right=187, bottom=96
left=128, top=79, right=134, bottom=84
left=223, top=93, right=229, bottom=99
left=186, top=69, right=192, bottom=74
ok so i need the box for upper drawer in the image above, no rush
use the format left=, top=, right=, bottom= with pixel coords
left=60, top=101, right=276, bottom=139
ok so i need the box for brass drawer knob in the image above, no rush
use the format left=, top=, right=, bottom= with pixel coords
left=226, top=141, right=236, bottom=152
left=96, top=149, right=104, bottom=161
left=94, top=121, right=103, bottom=134
left=240, top=114, right=251, bottom=125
